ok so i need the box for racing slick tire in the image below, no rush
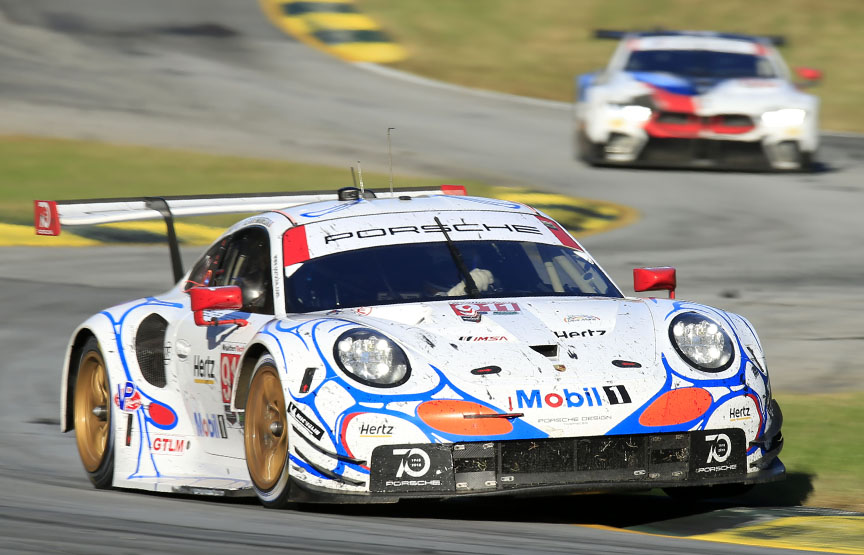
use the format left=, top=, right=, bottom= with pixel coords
left=663, top=483, right=753, bottom=501
left=244, top=354, right=292, bottom=509
left=73, top=337, right=114, bottom=489
left=575, top=128, right=603, bottom=166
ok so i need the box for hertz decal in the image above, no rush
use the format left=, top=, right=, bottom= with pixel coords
left=259, top=0, right=407, bottom=63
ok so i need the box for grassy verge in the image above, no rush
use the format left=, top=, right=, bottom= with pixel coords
left=769, top=392, right=864, bottom=511
left=358, top=0, right=864, bottom=133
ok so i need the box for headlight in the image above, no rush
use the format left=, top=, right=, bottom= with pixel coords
left=608, top=104, right=653, bottom=123
left=333, top=329, right=410, bottom=387
left=668, top=313, right=734, bottom=372
left=761, top=108, right=806, bottom=126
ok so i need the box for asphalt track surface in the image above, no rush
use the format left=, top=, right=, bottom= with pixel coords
left=0, top=1, right=861, bottom=553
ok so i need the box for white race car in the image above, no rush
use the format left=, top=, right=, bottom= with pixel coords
left=574, top=30, right=822, bottom=170
left=37, top=186, right=784, bottom=506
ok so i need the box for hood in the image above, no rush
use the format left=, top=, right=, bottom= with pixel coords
left=616, top=71, right=813, bottom=115
left=323, top=297, right=665, bottom=437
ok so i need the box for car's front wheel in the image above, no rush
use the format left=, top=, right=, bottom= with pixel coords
left=73, top=337, right=114, bottom=488
left=244, top=354, right=291, bottom=508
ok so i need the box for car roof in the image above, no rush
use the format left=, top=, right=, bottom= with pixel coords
left=624, top=30, right=776, bottom=44
left=274, top=194, right=537, bottom=227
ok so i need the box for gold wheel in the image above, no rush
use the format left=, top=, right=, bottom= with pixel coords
left=74, top=347, right=111, bottom=473
left=245, top=364, right=288, bottom=492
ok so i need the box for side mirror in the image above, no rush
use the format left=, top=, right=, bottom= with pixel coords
left=794, top=67, right=822, bottom=87
left=188, top=286, right=248, bottom=327
left=633, top=267, right=677, bottom=299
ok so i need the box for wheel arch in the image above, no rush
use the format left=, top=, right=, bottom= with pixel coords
left=62, top=327, right=98, bottom=432
left=231, top=342, right=273, bottom=412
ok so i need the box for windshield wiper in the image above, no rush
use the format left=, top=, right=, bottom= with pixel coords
left=434, top=216, right=479, bottom=297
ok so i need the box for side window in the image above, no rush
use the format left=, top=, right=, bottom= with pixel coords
left=184, top=238, right=228, bottom=291
left=217, top=227, right=274, bottom=314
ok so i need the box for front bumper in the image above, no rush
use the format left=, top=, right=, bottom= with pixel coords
left=601, top=135, right=810, bottom=170
left=288, top=428, right=785, bottom=503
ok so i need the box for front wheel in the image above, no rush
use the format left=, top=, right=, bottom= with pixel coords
left=73, top=337, right=114, bottom=488
left=244, top=355, right=291, bottom=508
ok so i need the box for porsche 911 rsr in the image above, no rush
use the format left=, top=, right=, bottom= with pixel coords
left=574, top=30, right=821, bottom=170
left=37, top=186, right=784, bottom=506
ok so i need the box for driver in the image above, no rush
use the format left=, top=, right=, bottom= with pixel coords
left=447, top=268, right=494, bottom=296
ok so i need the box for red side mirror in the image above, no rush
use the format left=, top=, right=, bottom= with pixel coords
left=188, top=286, right=248, bottom=327
left=794, top=67, right=822, bottom=83
left=633, top=267, right=677, bottom=299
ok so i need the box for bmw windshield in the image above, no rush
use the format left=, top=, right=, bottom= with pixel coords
left=284, top=240, right=622, bottom=313
left=625, top=50, right=776, bottom=79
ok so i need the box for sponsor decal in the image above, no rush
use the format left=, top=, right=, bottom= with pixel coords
left=245, top=216, right=273, bottom=228
left=691, top=429, right=745, bottom=476
left=451, top=302, right=520, bottom=322
left=458, top=336, right=508, bottom=342
left=115, top=382, right=142, bottom=413
left=513, top=385, right=631, bottom=409
left=193, top=355, right=216, bottom=384
left=151, top=436, right=188, bottom=455
left=705, top=433, right=731, bottom=463
left=194, top=412, right=228, bottom=439
left=729, top=406, right=752, bottom=420
left=370, top=444, right=454, bottom=493
left=394, top=448, right=430, bottom=478
left=555, top=329, right=606, bottom=338
left=324, top=222, right=542, bottom=244
left=359, top=423, right=394, bottom=437
left=563, top=315, right=599, bottom=323
left=537, top=415, right=612, bottom=424
left=289, top=402, right=324, bottom=440
left=163, top=341, right=172, bottom=362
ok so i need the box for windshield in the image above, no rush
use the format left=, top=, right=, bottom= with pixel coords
left=625, top=50, right=776, bottom=79
left=284, top=240, right=622, bottom=313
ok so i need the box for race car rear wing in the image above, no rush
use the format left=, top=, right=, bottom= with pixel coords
left=593, top=29, right=786, bottom=46
left=34, top=185, right=466, bottom=282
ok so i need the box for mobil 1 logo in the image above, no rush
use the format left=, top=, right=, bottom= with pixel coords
left=690, top=428, right=746, bottom=477
left=370, top=444, right=455, bottom=493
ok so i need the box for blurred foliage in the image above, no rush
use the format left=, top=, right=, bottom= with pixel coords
left=359, top=0, right=864, bottom=132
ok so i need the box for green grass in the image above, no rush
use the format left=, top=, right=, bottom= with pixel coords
left=358, top=0, right=864, bottom=132
left=771, top=392, right=864, bottom=510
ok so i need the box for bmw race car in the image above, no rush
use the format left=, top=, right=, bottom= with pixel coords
left=574, top=30, right=822, bottom=170
left=38, top=185, right=784, bottom=507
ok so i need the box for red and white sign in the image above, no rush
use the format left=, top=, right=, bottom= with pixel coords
left=221, top=353, right=240, bottom=404
left=151, top=436, right=187, bottom=455
left=34, top=200, right=61, bottom=236
left=450, top=302, right=521, bottom=318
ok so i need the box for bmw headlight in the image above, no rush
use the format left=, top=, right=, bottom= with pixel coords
left=333, top=329, right=410, bottom=387
left=608, top=104, right=653, bottom=123
left=761, top=108, right=806, bottom=126
left=669, top=313, right=734, bottom=372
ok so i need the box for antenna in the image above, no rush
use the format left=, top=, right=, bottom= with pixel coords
left=350, top=166, right=358, bottom=188
left=356, top=161, right=365, bottom=194
left=387, top=127, right=396, bottom=197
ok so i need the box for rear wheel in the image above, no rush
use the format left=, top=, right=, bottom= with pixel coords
left=73, top=337, right=114, bottom=488
left=244, top=355, right=291, bottom=508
